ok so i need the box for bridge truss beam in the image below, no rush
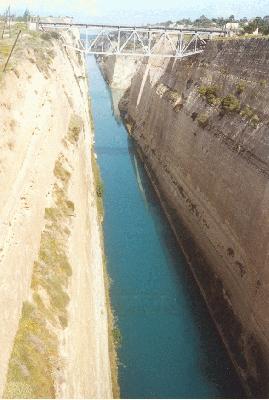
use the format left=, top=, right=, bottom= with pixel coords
left=40, top=23, right=228, bottom=59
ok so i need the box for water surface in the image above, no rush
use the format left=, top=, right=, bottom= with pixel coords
left=87, top=56, right=244, bottom=399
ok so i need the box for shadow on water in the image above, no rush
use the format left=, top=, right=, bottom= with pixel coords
left=88, top=55, right=245, bottom=399
left=128, top=141, right=246, bottom=398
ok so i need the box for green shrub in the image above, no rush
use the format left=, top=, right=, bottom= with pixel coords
left=240, top=105, right=255, bottom=119
left=67, top=115, right=83, bottom=144
left=50, top=31, right=60, bottom=39
left=197, top=113, right=209, bottom=128
left=54, top=160, right=70, bottom=183
left=40, top=32, right=51, bottom=41
left=91, top=150, right=104, bottom=219
left=40, top=31, right=60, bottom=41
left=3, top=302, right=57, bottom=399
left=96, top=182, right=104, bottom=198
left=78, top=52, right=83, bottom=66
left=112, top=327, right=122, bottom=348
left=198, top=85, right=220, bottom=106
left=221, top=95, right=240, bottom=112
left=240, top=105, right=260, bottom=127
left=250, top=114, right=260, bottom=127
left=198, top=86, right=208, bottom=96
left=236, top=81, right=246, bottom=95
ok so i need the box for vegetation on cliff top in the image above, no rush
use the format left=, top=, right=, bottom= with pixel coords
left=0, top=23, right=59, bottom=80
left=243, top=17, right=269, bottom=35
left=161, top=14, right=269, bottom=36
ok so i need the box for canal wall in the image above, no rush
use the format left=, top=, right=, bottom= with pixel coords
left=0, top=31, right=112, bottom=397
left=97, top=54, right=141, bottom=89
left=99, top=38, right=269, bottom=396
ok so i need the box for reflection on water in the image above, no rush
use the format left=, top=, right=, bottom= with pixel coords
left=109, top=87, right=125, bottom=124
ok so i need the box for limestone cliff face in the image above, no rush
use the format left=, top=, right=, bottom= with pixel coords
left=0, top=31, right=112, bottom=398
left=97, top=54, right=141, bottom=89
left=101, top=38, right=269, bottom=396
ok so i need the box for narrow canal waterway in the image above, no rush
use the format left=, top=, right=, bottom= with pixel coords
left=87, top=56, right=244, bottom=399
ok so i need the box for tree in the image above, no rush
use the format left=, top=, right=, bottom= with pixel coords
left=215, top=17, right=226, bottom=28
left=243, top=17, right=269, bottom=35
left=176, top=18, right=191, bottom=26
left=23, top=9, right=30, bottom=21
left=164, top=20, right=172, bottom=27
left=193, top=15, right=212, bottom=28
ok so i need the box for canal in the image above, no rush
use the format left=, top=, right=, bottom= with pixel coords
left=87, top=56, right=244, bottom=398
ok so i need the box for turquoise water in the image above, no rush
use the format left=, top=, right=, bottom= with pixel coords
left=87, top=56, right=244, bottom=399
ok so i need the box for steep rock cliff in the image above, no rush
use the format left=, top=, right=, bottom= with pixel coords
left=98, top=54, right=141, bottom=89
left=104, top=38, right=269, bottom=396
left=0, top=31, right=112, bottom=398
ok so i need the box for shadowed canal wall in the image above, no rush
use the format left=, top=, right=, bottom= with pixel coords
left=99, top=38, right=269, bottom=396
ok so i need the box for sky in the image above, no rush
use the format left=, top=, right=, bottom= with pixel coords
left=2, top=0, right=269, bottom=24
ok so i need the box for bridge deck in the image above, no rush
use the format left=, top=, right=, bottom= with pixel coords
left=40, top=21, right=227, bottom=34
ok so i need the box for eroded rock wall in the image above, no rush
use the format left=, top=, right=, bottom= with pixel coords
left=97, top=54, right=141, bottom=89
left=0, top=31, right=112, bottom=398
left=102, top=38, right=269, bottom=396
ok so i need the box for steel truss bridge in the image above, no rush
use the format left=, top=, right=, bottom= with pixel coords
left=40, top=22, right=228, bottom=59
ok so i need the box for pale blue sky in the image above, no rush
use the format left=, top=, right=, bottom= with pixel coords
left=6, top=0, right=269, bottom=24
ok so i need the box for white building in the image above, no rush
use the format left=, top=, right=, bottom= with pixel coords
left=225, top=22, right=240, bottom=31
left=28, top=16, right=74, bottom=31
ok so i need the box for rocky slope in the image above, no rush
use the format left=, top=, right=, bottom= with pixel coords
left=100, top=38, right=269, bottom=396
left=0, top=31, right=112, bottom=398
